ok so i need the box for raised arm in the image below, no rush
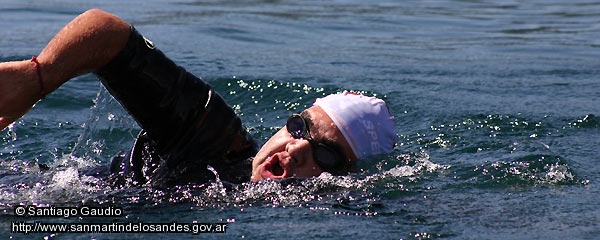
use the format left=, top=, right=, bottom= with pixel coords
left=0, top=9, right=130, bottom=130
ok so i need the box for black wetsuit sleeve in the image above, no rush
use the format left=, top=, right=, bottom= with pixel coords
left=95, top=26, right=256, bottom=186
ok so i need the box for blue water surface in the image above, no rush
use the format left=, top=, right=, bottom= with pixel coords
left=1, top=0, right=599, bottom=239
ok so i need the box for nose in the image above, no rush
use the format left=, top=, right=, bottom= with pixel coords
left=285, top=137, right=313, bottom=166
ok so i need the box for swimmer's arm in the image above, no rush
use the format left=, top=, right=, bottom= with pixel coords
left=0, top=9, right=130, bottom=131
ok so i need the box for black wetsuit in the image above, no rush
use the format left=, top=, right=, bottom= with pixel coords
left=95, top=26, right=258, bottom=187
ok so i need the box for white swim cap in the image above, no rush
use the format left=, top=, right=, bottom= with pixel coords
left=313, top=92, right=397, bottom=159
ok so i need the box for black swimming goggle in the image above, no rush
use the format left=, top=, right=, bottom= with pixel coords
left=286, top=114, right=348, bottom=174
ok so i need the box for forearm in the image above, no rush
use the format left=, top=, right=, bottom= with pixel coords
left=0, top=9, right=130, bottom=131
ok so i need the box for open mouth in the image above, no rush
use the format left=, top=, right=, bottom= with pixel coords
left=260, top=155, right=287, bottom=179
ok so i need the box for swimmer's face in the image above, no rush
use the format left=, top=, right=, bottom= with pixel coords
left=251, top=106, right=356, bottom=182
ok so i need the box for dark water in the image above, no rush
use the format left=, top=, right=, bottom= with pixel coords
left=1, top=0, right=599, bottom=239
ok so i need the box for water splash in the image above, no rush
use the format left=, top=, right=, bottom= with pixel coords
left=465, top=152, right=585, bottom=188
left=120, top=150, right=449, bottom=211
left=71, top=86, right=138, bottom=163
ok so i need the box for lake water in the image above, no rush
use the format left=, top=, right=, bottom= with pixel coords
left=1, top=0, right=599, bottom=239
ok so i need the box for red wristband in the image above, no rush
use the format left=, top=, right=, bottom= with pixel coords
left=30, top=56, right=46, bottom=99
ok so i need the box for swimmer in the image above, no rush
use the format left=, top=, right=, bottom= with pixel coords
left=0, top=9, right=397, bottom=186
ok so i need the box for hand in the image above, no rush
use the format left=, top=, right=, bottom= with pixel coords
left=0, top=60, right=43, bottom=131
